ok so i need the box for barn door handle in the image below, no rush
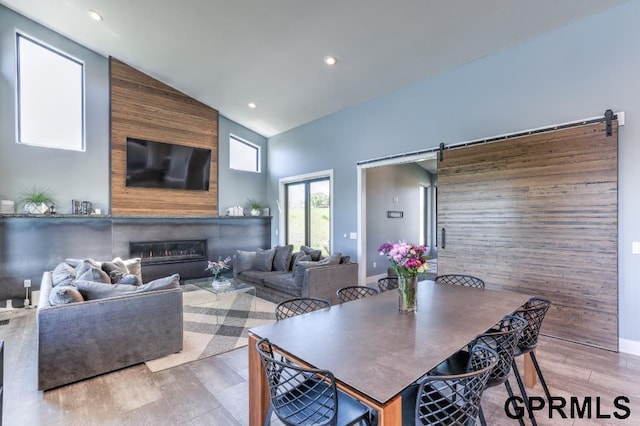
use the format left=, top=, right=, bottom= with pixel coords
left=441, top=228, right=446, bottom=249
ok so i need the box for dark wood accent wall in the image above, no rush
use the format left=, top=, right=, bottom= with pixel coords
left=437, top=122, right=618, bottom=351
left=110, top=58, right=218, bottom=216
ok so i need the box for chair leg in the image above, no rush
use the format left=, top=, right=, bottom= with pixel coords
left=529, top=351, right=552, bottom=403
left=504, top=379, right=526, bottom=426
left=478, top=405, right=487, bottom=426
left=263, top=405, right=273, bottom=426
left=511, top=359, right=538, bottom=426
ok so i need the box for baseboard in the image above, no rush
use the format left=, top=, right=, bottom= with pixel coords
left=619, top=338, right=640, bottom=355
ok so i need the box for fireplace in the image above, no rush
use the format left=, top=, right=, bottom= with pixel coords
left=129, top=239, right=207, bottom=265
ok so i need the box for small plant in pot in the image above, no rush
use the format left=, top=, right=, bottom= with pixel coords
left=19, top=186, right=55, bottom=214
left=247, top=198, right=262, bottom=216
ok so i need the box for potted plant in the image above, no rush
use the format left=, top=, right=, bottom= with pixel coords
left=247, top=198, right=262, bottom=216
left=19, top=186, right=55, bottom=214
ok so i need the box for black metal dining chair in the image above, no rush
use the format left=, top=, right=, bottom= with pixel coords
left=415, top=345, right=498, bottom=425
left=337, top=286, right=379, bottom=303
left=275, top=297, right=331, bottom=321
left=435, top=274, right=485, bottom=289
left=256, top=338, right=371, bottom=426
left=377, top=277, right=398, bottom=293
left=510, top=297, right=552, bottom=425
left=432, top=315, right=528, bottom=426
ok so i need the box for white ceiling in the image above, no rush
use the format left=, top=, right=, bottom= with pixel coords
left=1, top=0, right=628, bottom=137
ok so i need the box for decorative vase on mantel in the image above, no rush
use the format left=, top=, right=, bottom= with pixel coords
left=398, top=274, right=418, bottom=313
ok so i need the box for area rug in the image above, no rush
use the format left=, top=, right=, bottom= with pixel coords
left=145, top=284, right=276, bottom=372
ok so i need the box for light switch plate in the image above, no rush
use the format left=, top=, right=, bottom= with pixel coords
left=349, top=232, right=357, bottom=239
left=632, top=241, right=640, bottom=255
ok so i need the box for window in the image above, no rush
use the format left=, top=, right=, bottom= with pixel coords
left=229, top=134, right=260, bottom=172
left=285, top=177, right=331, bottom=255
left=16, top=34, right=84, bottom=151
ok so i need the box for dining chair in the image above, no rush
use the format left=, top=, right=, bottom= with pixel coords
left=510, top=297, right=552, bottom=424
left=377, top=277, right=398, bottom=293
left=275, top=297, right=331, bottom=321
left=432, top=315, right=528, bottom=426
left=256, top=338, right=371, bottom=426
left=337, top=286, right=379, bottom=303
left=435, top=274, right=485, bottom=289
left=415, top=345, right=498, bottom=425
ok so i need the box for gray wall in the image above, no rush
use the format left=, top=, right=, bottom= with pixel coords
left=0, top=6, right=110, bottom=214
left=268, top=1, right=640, bottom=344
left=217, top=116, right=268, bottom=215
left=366, top=163, right=430, bottom=277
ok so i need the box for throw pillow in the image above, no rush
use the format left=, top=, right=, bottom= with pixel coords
left=339, top=255, right=351, bottom=264
left=317, top=253, right=342, bottom=266
left=291, top=254, right=311, bottom=277
left=235, top=250, right=257, bottom=273
left=119, top=257, right=142, bottom=280
left=74, top=259, right=102, bottom=278
left=272, top=245, right=294, bottom=271
left=254, top=248, right=276, bottom=272
left=293, top=260, right=321, bottom=288
left=135, top=274, right=181, bottom=293
left=77, top=266, right=111, bottom=284
left=300, top=245, right=322, bottom=261
left=51, top=262, right=76, bottom=287
left=101, top=259, right=128, bottom=277
left=110, top=271, right=142, bottom=285
left=49, top=285, right=84, bottom=305
left=76, top=280, right=139, bottom=300
left=63, top=258, right=83, bottom=268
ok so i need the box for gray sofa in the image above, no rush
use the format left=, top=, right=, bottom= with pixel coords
left=37, top=271, right=183, bottom=390
left=233, top=248, right=358, bottom=305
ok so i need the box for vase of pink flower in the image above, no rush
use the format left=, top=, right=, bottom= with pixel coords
left=205, top=256, right=232, bottom=284
left=377, top=242, right=429, bottom=313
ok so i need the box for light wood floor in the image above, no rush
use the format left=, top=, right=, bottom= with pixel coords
left=1, top=308, right=639, bottom=425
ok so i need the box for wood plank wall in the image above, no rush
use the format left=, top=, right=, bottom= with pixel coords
left=437, top=122, right=618, bottom=351
left=110, top=58, right=218, bottom=216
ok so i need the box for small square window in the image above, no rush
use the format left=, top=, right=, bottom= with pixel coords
left=230, top=135, right=260, bottom=172
left=17, top=34, right=85, bottom=151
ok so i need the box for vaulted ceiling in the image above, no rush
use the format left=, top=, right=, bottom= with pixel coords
left=1, top=0, right=629, bottom=137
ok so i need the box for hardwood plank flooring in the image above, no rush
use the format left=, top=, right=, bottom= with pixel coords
left=1, top=308, right=639, bottom=425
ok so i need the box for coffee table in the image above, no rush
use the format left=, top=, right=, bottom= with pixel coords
left=184, top=277, right=256, bottom=323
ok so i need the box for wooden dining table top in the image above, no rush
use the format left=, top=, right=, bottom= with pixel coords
left=249, top=280, right=532, bottom=404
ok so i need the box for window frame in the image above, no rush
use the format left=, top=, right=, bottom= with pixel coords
left=16, top=32, right=86, bottom=152
left=229, top=134, right=261, bottom=173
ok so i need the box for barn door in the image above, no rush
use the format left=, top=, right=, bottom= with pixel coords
left=437, top=121, right=618, bottom=350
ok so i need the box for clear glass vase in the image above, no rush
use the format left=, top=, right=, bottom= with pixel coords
left=398, top=274, right=418, bottom=313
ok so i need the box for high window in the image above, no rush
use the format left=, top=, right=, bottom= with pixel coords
left=285, top=177, right=331, bottom=255
left=229, top=134, right=260, bottom=172
left=16, top=33, right=84, bottom=151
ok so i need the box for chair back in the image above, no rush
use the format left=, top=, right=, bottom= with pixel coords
left=337, top=286, right=379, bottom=303
left=416, top=345, right=497, bottom=425
left=513, top=297, right=551, bottom=352
left=435, top=274, right=485, bottom=289
left=275, top=297, right=331, bottom=321
left=256, top=338, right=338, bottom=426
left=377, top=277, right=398, bottom=292
left=473, top=315, right=528, bottom=386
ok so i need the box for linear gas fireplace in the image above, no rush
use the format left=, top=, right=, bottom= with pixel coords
left=129, top=239, right=208, bottom=265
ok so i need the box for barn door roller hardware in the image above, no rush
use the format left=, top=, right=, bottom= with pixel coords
left=605, top=109, right=614, bottom=137
left=439, top=142, right=445, bottom=162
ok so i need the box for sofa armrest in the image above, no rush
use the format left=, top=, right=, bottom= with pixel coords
left=302, top=263, right=358, bottom=305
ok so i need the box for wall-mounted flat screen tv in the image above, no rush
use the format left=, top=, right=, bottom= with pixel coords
left=125, top=137, right=211, bottom=191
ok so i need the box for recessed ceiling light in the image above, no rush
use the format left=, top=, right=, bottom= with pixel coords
left=324, top=56, right=337, bottom=66
left=248, top=102, right=257, bottom=109
left=88, top=10, right=103, bottom=21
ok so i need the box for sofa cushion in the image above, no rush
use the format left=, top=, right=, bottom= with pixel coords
left=254, top=248, right=276, bottom=271
left=101, top=259, right=128, bottom=277
left=76, top=280, right=139, bottom=300
left=235, top=250, right=257, bottom=273
left=291, top=255, right=311, bottom=278
left=110, top=271, right=142, bottom=285
left=273, top=245, right=294, bottom=271
left=77, top=265, right=111, bottom=284
left=301, top=245, right=322, bottom=261
left=263, top=274, right=301, bottom=296
left=49, top=285, right=84, bottom=305
left=317, top=253, right=342, bottom=266
left=136, top=274, right=181, bottom=292
left=293, top=260, right=325, bottom=288
left=74, top=259, right=102, bottom=277
left=51, top=262, right=76, bottom=287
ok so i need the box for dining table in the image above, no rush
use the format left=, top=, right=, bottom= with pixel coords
left=248, top=280, right=534, bottom=425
